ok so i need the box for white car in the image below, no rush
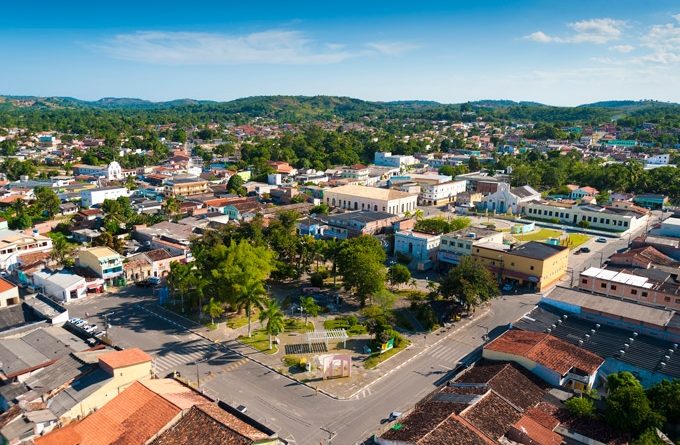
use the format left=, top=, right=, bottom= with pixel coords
left=94, top=331, right=106, bottom=338
left=84, top=325, right=98, bottom=333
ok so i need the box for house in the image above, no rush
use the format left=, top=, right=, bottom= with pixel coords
left=454, top=191, right=484, bottom=209
left=481, top=183, right=541, bottom=214
left=578, top=266, right=680, bottom=311
left=568, top=185, right=599, bottom=200
left=124, top=249, right=182, bottom=282
left=438, top=227, right=504, bottom=267
left=608, top=246, right=679, bottom=269
left=322, top=211, right=402, bottom=239
left=32, top=270, right=87, bottom=303
left=80, top=186, right=130, bottom=208
left=483, top=329, right=604, bottom=390
left=394, top=231, right=441, bottom=271
left=77, top=247, right=124, bottom=285
left=0, top=278, right=19, bottom=307
left=72, top=161, right=123, bottom=180
left=323, top=184, right=418, bottom=215
left=59, top=202, right=79, bottom=216
left=341, top=164, right=371, bottom=183
left=472, top=241, right=569, bottom=291
left=419, top=180, right=467, bottom=206
left=0, top=228, right=53, bottom=271
left=151, top=402, right=280, bottom=445
left=654, top=217, right=680, bottom=238
left=634, top=193, right=669, bottom=210
left=163, top=177, right=210, bottom=197
left=520, top=200, right=647, bottom=232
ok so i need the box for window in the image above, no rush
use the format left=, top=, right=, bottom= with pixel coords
left=511, top=262, right=515, bottom=266
left=665, top=296, right=671, bottom=302
left=600, top=283, right=607, bottom=288
left=582, top=279, right=588, bottom=284
left=631, top=289, right=638, bottom=295
left=642, top=291, right=648, bottom=297
left=530, top=266, right=534, bottom=270
left=610, top=285, right=617, bottom=290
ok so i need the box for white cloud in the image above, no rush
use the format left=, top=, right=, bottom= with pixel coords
left=638, top=19, right=680, bottom=64
left=365, top=41, right=418, bottom=55
left=523, top=18, right=625, bottom=44
left=97, top=30, right=359, bottom=65
left=610, top=44, right=635, bottom=53
left=674, top=13, right=680, bottom=23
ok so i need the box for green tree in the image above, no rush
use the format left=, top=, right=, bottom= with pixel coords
left=33, top=187, right=61, bottom=218
left=645, top=379, right=680, bottom=424
left=259, top=299, right=285, bottom=350
left=49, top=236, right=74, bottom=267
left=300, top=296, right=320, bottom=325
left=564, top=396, right=595, bottom=419
left=388, top=264, right=411, bottom=287
left=605, top=373, right=664, bottom=435
left=203, top=297, right=224, bottom=325
left=439, top=256, right=499, bottom=310
left=162, top=196, right=181, bottom=215
left=337, top=236, right=386, bottom=306
left=234, top=279, right=269, bottom=338
left=468, top=156, right=481, bottom=172
left=227, top=174, right=246, bottom=196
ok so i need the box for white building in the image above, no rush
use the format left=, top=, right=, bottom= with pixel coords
left=0, top=228, right=53, bottom=271
left=73, top=161, right=123, bottom=180
left=646, top=154, right=670, bottom=166
left=81, top=186, right=130, bottom=208
left=0, top=277, right=20, bottom=307
left=394, top=231, right=441, bottom=271
left=520, top=200, right=648, bottom=232
left=419, top=180, right=467, bottom=206
left=482, top=183, right=541, bottom=214
left=324, top=184, right=418, bottom=215
left=32, top=270, right=87, bottom=303
left=374, top=152, right=417, bottom=168
left=438, top=227, right=504, bottom=266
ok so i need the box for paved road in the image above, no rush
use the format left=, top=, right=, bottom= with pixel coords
left=68, top=289, right=539, bottom=444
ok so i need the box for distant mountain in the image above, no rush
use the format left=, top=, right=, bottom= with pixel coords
left=469, top=99, right=546, bottom=108
left=578, top=100, right=679, bottom=109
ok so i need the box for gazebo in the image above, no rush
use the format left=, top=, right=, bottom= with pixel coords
left=306, top=329, right=349, bottom=349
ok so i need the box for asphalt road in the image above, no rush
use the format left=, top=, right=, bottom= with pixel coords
left=68, top=289, right=539, bottom=444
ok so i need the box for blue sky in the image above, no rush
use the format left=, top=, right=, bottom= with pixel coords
left=2, top=0, right=680, bottom=105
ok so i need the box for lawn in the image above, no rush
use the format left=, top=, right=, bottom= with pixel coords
left=238, top=329, right=278, bottom=354
left=284, top=318, right=314, bottom=333
left=364, top=340, right=411, bottom=369
left=566, top=233, right=591, bottom=249
left=323, top=316, right=368, bottom=336
left=226, top=313, right=250, bottom=329
left=514, top=228, right=563, bottom=242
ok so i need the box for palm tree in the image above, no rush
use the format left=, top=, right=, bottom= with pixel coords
left=322, top=238, right=343, bottom=287
left=259, top=299, right=285, bottom=350
left=234, top=279, right=268, bottom=338
left=162, top=196, right=181, bottom=215
left=203, top=297, right=224, bottom=325
left=49, top=237, right=73, bottom=268
left=413, top=209, right=424, bottom=221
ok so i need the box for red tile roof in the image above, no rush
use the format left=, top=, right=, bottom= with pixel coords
left=484, top=330, right=604, bottom=375
left=0, top=277, right=16, bottom=293
left=98, top=348, right=152, bottom=369
left=512, top=415, right=562, bottom=445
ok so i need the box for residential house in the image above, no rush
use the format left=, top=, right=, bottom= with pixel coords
left=80, top=186, right=129, bottom=208
left=568, top=185, right=599, bottom=200
left=323, top=211, right=402, bottom=239
left=634, top=193, right=669, bottom=210
left=0, top=278, right=19, bottom=307
left=124, top=249, right=182, bottom=282
left=654, top=217, right=680, bottom=238
left=58, top=202, right=78, bottom=216
left=32, top=270, right=87, bottom=303
left=0, top=228, right=53, bottom=271
left=472, top=241, right=569, bottom=291
left=454, top=191, right=484, bottom=209
left=438, top=227, right=504, bottom=267
left=609, top=246, right=679, bottom=269
left=394, top=231, right=441, bottom=271
left=483, top=329, right=604, bottom=390
left=163, top=177, right=210, bottom=197
left=323, top=184, right=418, bottom=215
left=481, top=183, right=541, bottom=214
left=77, top=247, right=124, bottom=285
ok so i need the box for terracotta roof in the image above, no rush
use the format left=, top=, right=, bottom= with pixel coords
left=512, top=415, right=562, bottom=445
left=35, top=381, right=182, bottom=445
left=98, top=348, right=152, bottom=369
left=144, top=249, right=173, bottom=262
left=419, top=414, right=495, bottom=445
left=0, top=277, right=16, bottom=293
left=462, top=392, right=522, bottom=441
left=609, top=246, right=678, bottom=267
left=484, top=329, right=604, bottom=375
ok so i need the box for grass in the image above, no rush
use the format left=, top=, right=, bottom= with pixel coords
left=323, top=317, right=368, bottom=336
left=514, top=228, right=563, bottom=241
left=284, top=318, right=314, bottom=333
left=566, top=233, right=591, bottom=249
left=238, top=329, right=278, bottom=354
left=364, top=340, right=410, bottom=369
left=226, top=314, right=250, bottom=329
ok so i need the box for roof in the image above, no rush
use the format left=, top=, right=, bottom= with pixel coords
left=35, top=381, right=183, bottom=445
left=546, top=285, right=675, bottom=328
left=511, top=185, right=540, bottom=198
left=485, top=329, right=604, bottom=375
left=512, top=414, right=562, bottom=445
left=512, top=241, right=568, bottom=260
left=326, top=210, right=397, bottom=224
left=609, top=246, right=678, bottom=267
left=80, top=246, right=121, bottom=259
left=0, top=277, right=16, bottom=293
left=98, top=348, right=152, bottom=369
left=324, top=184, right=417, bottom=201
left=144, top=248, right=173, bottom=262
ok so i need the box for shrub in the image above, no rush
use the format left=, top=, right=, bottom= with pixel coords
left=565, top=396, right=595, bottom=419
left=395, top=251, right=412, bottom=265
left=282, top=355, right=300, bottom=367
left=310, top=270, right=329, bottom=287
left=550, top=217, right=560, bottom=224
left=346, top=315, right=359, bottom=327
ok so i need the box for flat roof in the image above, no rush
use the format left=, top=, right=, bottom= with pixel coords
left=581, top=267, right=654, bottom=289
left=544, top=286, right=675, bottom=327
left=327, top=210, right=396, bottom=223
left=324, top=184, right=416, bottom=201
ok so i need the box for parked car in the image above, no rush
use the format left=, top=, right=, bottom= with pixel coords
left=135, top=280, right=153, bottom=288
left=148, top=277, right=161, bottom=286
left=388, top=412, right=402, bottom=422
left=84, top=324, right=98, bottom=333
left=596, top=237, right=607, bottom=243
left=236, top=405, right=248, bottom=414
left=501, top=283, right=514, bottom=293
left=94, top=331, right=106, bottom=338
left=580, top=247, right=591, bottom=253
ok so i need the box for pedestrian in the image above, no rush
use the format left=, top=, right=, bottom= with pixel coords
left=85, top=312, right=89, bottom=317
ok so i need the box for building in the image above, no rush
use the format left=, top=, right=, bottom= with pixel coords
left=419, top=180, right=467, bottom=206
left=163, top=177, right=210, bottom=197
left=654, top=217, right=680, bottom=238
left=481, top=183, right=541, bottom=214
left=394, top=231, right=441, bottom=271
left=578, top=266, right=680, bottom=311
left=609, top=246, right=679, bottom=269
left=633, top=193, right=669, bottom=210
left=454, top=191, right=484, bottom=209
left=340, top=164, right=371, bottom=183
left=323, top=184, right=418, bottom=215
left=645, top=153, right=670, bottom=167
left=520, top=200, right=647, bottom=232
left=472, top=241, right=569, bottom=291
left=323, top=211, right=402, bottom=239
left=483, top=329, right=604, bottom=390
left=0, top=228, right=53, bottom=271
left=77, top=247, right=124, bottom=284
left=568, top=185, right=599, bottom=200
left=0, top=277, right=19, bottom=307
left=32, top=270, right=87, bottom=303
left=124, top=248, right=182, bottom=282
left=72, top=161, right=123, bottom=180
left=374, top=151, right=417, bottom=168
left=80, top=186, right=130, bottom=208
left=438, top=227, right=504, bottom=267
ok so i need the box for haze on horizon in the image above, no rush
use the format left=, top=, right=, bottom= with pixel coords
left=2, top=0, right=680, bottom=106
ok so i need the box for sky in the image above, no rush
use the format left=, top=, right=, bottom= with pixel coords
left=2, top=0, right=680, bottom=105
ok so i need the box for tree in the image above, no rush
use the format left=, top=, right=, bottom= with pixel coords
left=388, top=264, right=411, bottom=287
left=468, top=156, right=481, bottom=172
left=49, top=236, right=73, bottom=267
left=605, top=373, right=664, bottom=435
left=564, top=396, right=595, bottom=419
left=203, top=297, right=224, bottom=325
left=227, top=174, right=246, bottom=196
left=645, top=379, right=680, bottom=424
left=337, top=236, right=386, bottom=306
left=259, top=299, right=285, bottom=350
left=162, top=196, right=181, bottom=215
left=234, top=279, right=269, bottom=338
left=34, top=187, right=61, bottom=218
left=439, top=256, right=500, bottom=310
left=300, top=296, right=320, bottom=325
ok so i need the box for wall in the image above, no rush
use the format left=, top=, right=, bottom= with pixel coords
left=482, top=348, right=561, bottom=386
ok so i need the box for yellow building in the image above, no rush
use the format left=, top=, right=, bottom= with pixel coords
left=472, top=241, right=569, bottom=292
left=163, top=178, right=209, bottom=197
left=77, top=246, right=124, bottom=283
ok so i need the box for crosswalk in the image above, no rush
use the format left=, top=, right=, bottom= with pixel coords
left=153, top=341, right=239, bottom=375
left=425, top=342, right=464, bottom=363
left=353, top=386, right=373, bottom=399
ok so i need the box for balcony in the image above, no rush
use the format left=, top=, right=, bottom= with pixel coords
left=564, top=372, right=590, bottom=385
